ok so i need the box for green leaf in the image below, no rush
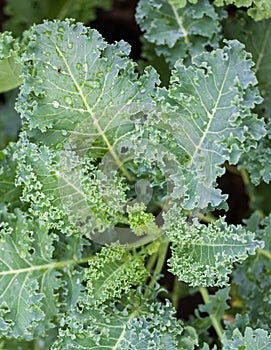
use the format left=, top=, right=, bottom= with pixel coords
left=233, top=214, right=271, bottom=330
left=0, top=327, right=57, bottom=349
left=166, top=214, right=263, bottom=286
left=85, top=245, right=149, bottom=306
left=177, top=325, right=199, bottom=349
left=0, top=32, right=23, bottom=93
left=15, top=20, right=162, bottom=245
left=136, top=0, right=225, bottom=65
left=158, top=40, right=265, bottom=209
left=197, top=287, right=230, bottom=325
left=214, top=0, right=271, bottom=21
left=14, top=136, right=74, bottom=235
left=223, top=14, right=271, bottom=184
left=17, top=20, right=158, bottom=137
left=0, top=206, right=58, bottom=339
left=221, top=327, right=271, bottom=349
left=0, top=205, right=87, bottom=340
left=52, top=291, right=183, bottom=350
left=192, top=287, right=230, bottom=341
left=0, top=143, right=22, bottom=207
left=14, top=135, right=133, bottom=242
left=4, top=0, right=112, bottom=36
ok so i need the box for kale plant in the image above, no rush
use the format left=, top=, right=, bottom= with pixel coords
left=0, top=1, right=271, bottom=349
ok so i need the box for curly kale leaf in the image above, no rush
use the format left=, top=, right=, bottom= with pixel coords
left=221, top=327, right=271, bottom=349
left=136, top=0, right=225, bottom=66
left=14, top=19, right=161, bottom=241
left=85, top=245, right=149, bottom=306
left=233, top=213, right=271, bottom=330
left=214, top=0, right=271, bottom=21
left=0, top=143, right=22, bottom=207
left=158, top=40, right=264, bottom=209
left=224, top=14, right=271, bottom=185
left=52, top=291, right=183, bottom=350
left=17, top=20, right=158, bottom=136
left=166, top=213, right=263, bottom=286
left=0, top=205, right=86, bottom=340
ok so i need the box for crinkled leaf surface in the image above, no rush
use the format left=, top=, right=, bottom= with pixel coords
left=214, top=0, right=271, bottom=21
left=52, top=292, right=182, bottom=350
left=136, top=0, right=224, bottom=65
left=158, top=40, right=264, bottom=209
left=18, top=20, right=158, bottom=136
left=233, top=213, right=271, bottom=330
left=221, top=327, right=271, bottom=350
left=85, top=245, right=148, bottom=306
left=224, top=14, right=271, bottom=185
left=15, top=19, right=164, bottom=243
left=166, top=214, right=263, bottom=286
left=0, top=206, right=59, bottom=339
left=0, top=205, right=86, bottom=340
left=0, top=143, right=22, bottom=207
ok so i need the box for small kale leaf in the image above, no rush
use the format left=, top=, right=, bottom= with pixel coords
left=157, top=40, right=265, bottom=209
left=221, top=327, right=271, bottom=349
left=166, top=213, right=263, bottom=286
left=136, top=0, right=225, bottom=65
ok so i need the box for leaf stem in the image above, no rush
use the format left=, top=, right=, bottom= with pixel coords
left=199, top=287, right=224, bottom=340
left=148, top=240, right=169, bottom=289
left=169, top=3, right=189, bottom=44
left=239, top=168, right=256, bottom=203
left=257, top=248, right=271, bottom=261
left=239, top=168, right=265, bottom=218
left=0, top=256, right=91, bottom=276
left=146, top=251, right=158, bottom=273
left=196, top=212, right=216, bottom=223
left=171, top=276, right=180, bottom=310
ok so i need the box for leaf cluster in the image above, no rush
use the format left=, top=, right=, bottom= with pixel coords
left=0, top=1, right=271, bottom=349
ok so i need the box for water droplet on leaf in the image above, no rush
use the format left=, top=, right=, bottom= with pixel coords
left=65, top=96, right=72, bottom=105
left=76, top=63, right=82, bottom=70
left=52, top=100, right=60, bottom=109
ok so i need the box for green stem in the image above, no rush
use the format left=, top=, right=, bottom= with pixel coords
left=196, top=212, right=216, bottom=224
left=146, top=251, right=158, bottom=273
left=171, top=276, right=180, bottom=310
left=0, top=256, right=90, bottom=277
left=199, top=287, right=224, bottom=340
left=239, top=168, right=265, bottom=218
left=257, top=248, right=271, bottom=261
left=239, top=168, right=256, bottom=203
left=148, top=240, right=169, bottom=290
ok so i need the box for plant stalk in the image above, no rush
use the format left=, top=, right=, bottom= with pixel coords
left=199, top=287, right=224, bottom=340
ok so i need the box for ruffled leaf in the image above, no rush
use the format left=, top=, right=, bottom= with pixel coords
left=136, top=0, right=224, bottom=65
left=158, top=40, right=264, bottom=209
left=166, top=214, right=263, bottom=286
